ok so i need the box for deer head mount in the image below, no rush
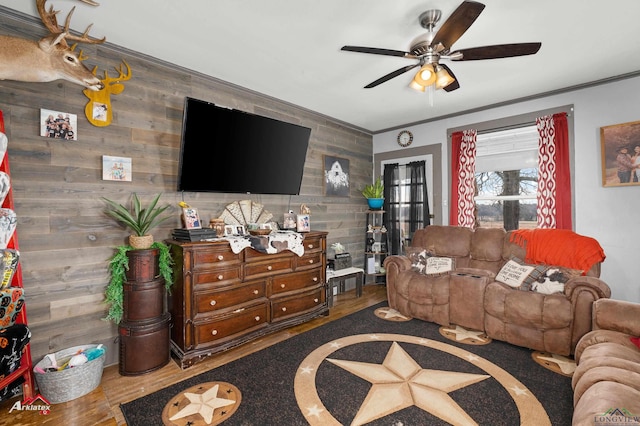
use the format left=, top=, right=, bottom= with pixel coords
left=84, top=61, right=132, bottom=127
left=0, top=0, right=106, bottom=91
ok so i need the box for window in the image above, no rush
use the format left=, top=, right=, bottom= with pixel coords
left=474, top=125, right=539, bottom=230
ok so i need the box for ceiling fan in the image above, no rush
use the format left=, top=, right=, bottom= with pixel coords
left=341, top=0, right=541, bottom=92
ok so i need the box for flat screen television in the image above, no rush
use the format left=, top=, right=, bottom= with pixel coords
left=177, top=97, right=311, bottom=195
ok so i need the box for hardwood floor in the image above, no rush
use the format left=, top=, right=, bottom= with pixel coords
left=0, top=284, right=387, bottom=426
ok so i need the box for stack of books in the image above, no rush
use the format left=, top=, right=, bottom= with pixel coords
left=171, top=228, right=220, bottom=242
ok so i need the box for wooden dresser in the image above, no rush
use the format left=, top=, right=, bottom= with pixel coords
left=168, top=231, right=328, bottom=368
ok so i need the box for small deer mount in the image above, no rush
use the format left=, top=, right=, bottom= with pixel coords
left=0, top=0, right=105, bottom=91
left=83, top=61, right=132, bottom=127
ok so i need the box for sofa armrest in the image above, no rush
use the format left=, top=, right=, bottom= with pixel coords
left=564, top=276, right=611, bottom=300
left=383, top=255, right=412, bottom=273
left=591, top=298, right=640, bottom=335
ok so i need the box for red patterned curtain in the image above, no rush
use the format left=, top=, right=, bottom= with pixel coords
left=536, top=113, right=572, bottom=229
left=449, top=129, right=477, bottom=227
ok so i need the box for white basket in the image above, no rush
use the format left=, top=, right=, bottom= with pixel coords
left=34, top=344, right=105, bottom=404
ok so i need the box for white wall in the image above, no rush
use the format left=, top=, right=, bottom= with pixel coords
left=373, top=76, right=640, bottom=303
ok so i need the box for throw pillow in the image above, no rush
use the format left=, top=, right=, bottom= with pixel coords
left=510, top=256, right=549, bottom=291
left=405, top=247, right=429, bottom=273
left=425, top=256, right=455, bottom=275
left=0, top=287, right=24, bottom=328
left=495, top=260, right=536, bottom=288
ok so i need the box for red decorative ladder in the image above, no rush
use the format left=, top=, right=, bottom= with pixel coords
left=0, top=110, right=35, bottom=399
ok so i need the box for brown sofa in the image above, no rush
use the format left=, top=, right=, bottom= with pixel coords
left=384, top=225, right=611, bottom=356
left=571, top=298, right=640, bottom=425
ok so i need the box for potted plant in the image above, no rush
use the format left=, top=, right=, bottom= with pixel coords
left=104, top=242, right=173, bottom=324
left=102, top=192, right=171, bottom=249
left=362, top=177, right=384, bottom=210
left=101, top=193, right=174, bottom=325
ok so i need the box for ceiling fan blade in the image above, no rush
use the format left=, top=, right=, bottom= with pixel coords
left=431, top=1, right=486, bottom=50
left=451, top=42, right=541, bottom=60
left=364, top=64, right=419, bottom=88
left=439, top=63, right=460, bottom=92
left=341, top=45, right=411, bottom=58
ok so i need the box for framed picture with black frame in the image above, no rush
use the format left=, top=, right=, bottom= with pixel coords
left=323, top=155, right=350, bottom=196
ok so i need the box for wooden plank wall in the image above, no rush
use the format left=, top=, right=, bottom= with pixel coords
left=0, top=7, right=372, bottom=366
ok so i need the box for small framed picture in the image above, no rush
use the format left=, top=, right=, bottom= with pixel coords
left=235, top=225, right=246, bottom=236
left=297, top=214, right=310, bottom=232
left=372, top=242, right=382, bottom=253
left=182, top=207, right=201, bottom=229
left=224, top=225, right=236, bottom=236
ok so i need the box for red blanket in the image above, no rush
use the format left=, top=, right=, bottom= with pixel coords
left=509, top=229, right=605, bottom=273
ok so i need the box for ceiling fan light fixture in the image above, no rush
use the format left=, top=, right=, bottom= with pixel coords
left=413, top=64, right=436, bottom=87
left=409, top=79, right=426, bottom=92
left=434, top=65, right=455, bottom=89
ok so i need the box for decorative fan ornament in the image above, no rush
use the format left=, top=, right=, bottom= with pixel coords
left=219, top=200, right=273, bottom=226
left=341, top=1, right=541, bottom=92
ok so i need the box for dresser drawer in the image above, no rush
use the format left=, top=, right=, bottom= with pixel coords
left=192, top=246, right=240, bottom=269
left=193, top=266, right=241, bottom=288
left=244, top=257, right=293, bottom=279
left=271, top=287, right=325, bottom=321
left=195, top=302, right=268, bottom=346
left=271, top=269, right=322, bottom=295
left=301, top=235, right=323, bottom=252
left=194, top=280, right=267, bottom=317
left=295, top=252, right=323, bottom=270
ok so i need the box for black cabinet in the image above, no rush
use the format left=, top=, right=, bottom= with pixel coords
left=363, top=210, right=388, bottom=284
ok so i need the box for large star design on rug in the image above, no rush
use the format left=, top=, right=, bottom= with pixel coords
left=294, top=333, right=551, bottom=426
left=169, top=384, right=236, bottom=424
left=327, top=341, right=489, bottom=425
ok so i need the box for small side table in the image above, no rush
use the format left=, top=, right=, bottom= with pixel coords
left=326, top=267, right=365, bottom=308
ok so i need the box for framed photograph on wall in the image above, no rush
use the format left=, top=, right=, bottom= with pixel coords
left=102, top=155, right=132, bottom=181
left=600, top=120, right=640, bottom=187
left=182, top=207, right=202, bottom=229
left=40, top=108, right=78, bottom=140
left=323, top=155, right=350, bottom=196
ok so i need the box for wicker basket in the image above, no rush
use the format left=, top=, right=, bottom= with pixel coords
left=34, top=344, right=106, bottom=404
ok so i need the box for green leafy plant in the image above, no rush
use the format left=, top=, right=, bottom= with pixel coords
left=102, top=192, right=171, bottom=236
left=361, top=177, right=384, bottom=199
left=104, top=242, right=174, bottom=324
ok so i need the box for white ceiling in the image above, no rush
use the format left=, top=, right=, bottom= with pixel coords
left=2, top=0, right=640, bottom=133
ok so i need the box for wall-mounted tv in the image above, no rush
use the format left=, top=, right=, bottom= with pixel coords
left=177, top=97, right=311, bottom=195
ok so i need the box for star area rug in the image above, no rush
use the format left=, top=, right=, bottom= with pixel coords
left=120, top=302, right=574, bottom=425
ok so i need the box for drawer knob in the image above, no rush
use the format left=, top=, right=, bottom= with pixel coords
left=281, top=307, right=287, bottom=312
left=253, top=289, right=259, bottom=295
left=314, top=298, right=319, bottom=303
left=313, top=277, right=318, bottom=282
left=218, top=274, right=224, bottom=280
left=308, top=259, right=314, bottom=264
left=307, top=244, right=314, bottom=249
left=209, top=300, right=217, bottom=306
left=280, top=284, right=286, bottom=289
left=255, top=316, right=260, bottom=321
left=267, top=265, right=273, bottom=271
left=217, top=255, right=224, bottom=261
left=211, top=330, right=218, bottom=336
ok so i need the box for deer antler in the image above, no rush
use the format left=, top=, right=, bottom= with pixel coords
left=36, top=0, right=105, bottom=48
left=102, top=61, right=132, bottom=84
